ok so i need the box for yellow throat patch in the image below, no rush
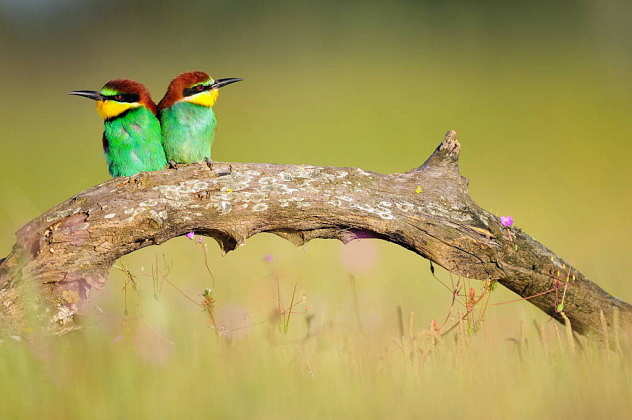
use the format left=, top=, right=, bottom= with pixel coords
left=96, top=100, right=141, bottom=119
left=183, top=89, right=219, bottom=107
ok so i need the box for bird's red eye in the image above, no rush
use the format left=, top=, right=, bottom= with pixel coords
left=114, top=95, right=124, bottom=101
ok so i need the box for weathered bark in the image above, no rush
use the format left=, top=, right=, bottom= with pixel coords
left=0, top=131, right=630, bottom=337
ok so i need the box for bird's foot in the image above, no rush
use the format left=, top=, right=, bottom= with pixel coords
left=204, top=157, right=213, bottom=171
left=169, top=160, right=179, bottom=170
left=205, top=158, right=231, bottom=176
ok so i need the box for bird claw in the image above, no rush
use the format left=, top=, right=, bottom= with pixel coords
left=206, top=158, right=231, bottom=176
left=168, top=160, right=179, bottom=170
left=218, top=163, right=232, bottom=177
left=204, top=157, right=213, bottom=171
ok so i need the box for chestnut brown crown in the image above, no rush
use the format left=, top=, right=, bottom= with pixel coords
left=102, top=79, right=158, bottom=114
left=157, top=71, right=211, bottom=110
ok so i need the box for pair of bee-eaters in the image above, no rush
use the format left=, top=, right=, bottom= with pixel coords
left=70, top=71, right=242, bottom=177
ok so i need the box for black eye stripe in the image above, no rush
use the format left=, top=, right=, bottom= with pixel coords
left=104, top=93, right=139, bottom=103
left=183, top=84, right=210, bottom=97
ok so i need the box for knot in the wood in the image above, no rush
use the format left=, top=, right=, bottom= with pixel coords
left=438, top=130, right=460, bottom=159
left=418, top=130, right=461, bottom=171
left=413, top=130, right=467, bottom=199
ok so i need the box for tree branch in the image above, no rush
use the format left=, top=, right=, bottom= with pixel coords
left=1, top=130, right=630, bottom=337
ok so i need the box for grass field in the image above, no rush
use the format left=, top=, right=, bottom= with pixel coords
left=1, top=238, right=631, bottom=419
left=1, top=1, right=631, bottom=418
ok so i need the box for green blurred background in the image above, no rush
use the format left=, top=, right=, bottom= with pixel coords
left=1, top=1, right=632, bottom=418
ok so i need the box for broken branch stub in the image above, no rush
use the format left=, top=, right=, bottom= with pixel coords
left=0, top=130, right=630, bottom=338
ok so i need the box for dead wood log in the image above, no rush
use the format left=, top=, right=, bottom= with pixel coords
left=1, top=130, right=630, bottom=337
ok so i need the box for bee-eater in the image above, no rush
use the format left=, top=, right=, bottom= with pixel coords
left=158, top=71, right=242, bottom=165
left=70, top=79, right=167, bottom=177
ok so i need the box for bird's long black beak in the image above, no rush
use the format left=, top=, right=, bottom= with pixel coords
left=68, top=90, right=104, bottom=101
left=210, top=78, right=243, bottom=89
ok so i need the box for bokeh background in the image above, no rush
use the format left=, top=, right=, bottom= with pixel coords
left=1, top=1, right=632, bottom=418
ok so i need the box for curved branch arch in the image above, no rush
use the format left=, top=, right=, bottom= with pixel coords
left=1, top=131, right=630, bottom=337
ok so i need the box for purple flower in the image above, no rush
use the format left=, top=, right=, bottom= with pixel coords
left=263, top=254, right=273, bottom=263
left=185, top=232, right=195, bottom=240
left=500, top=216, right=514, bottom=227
